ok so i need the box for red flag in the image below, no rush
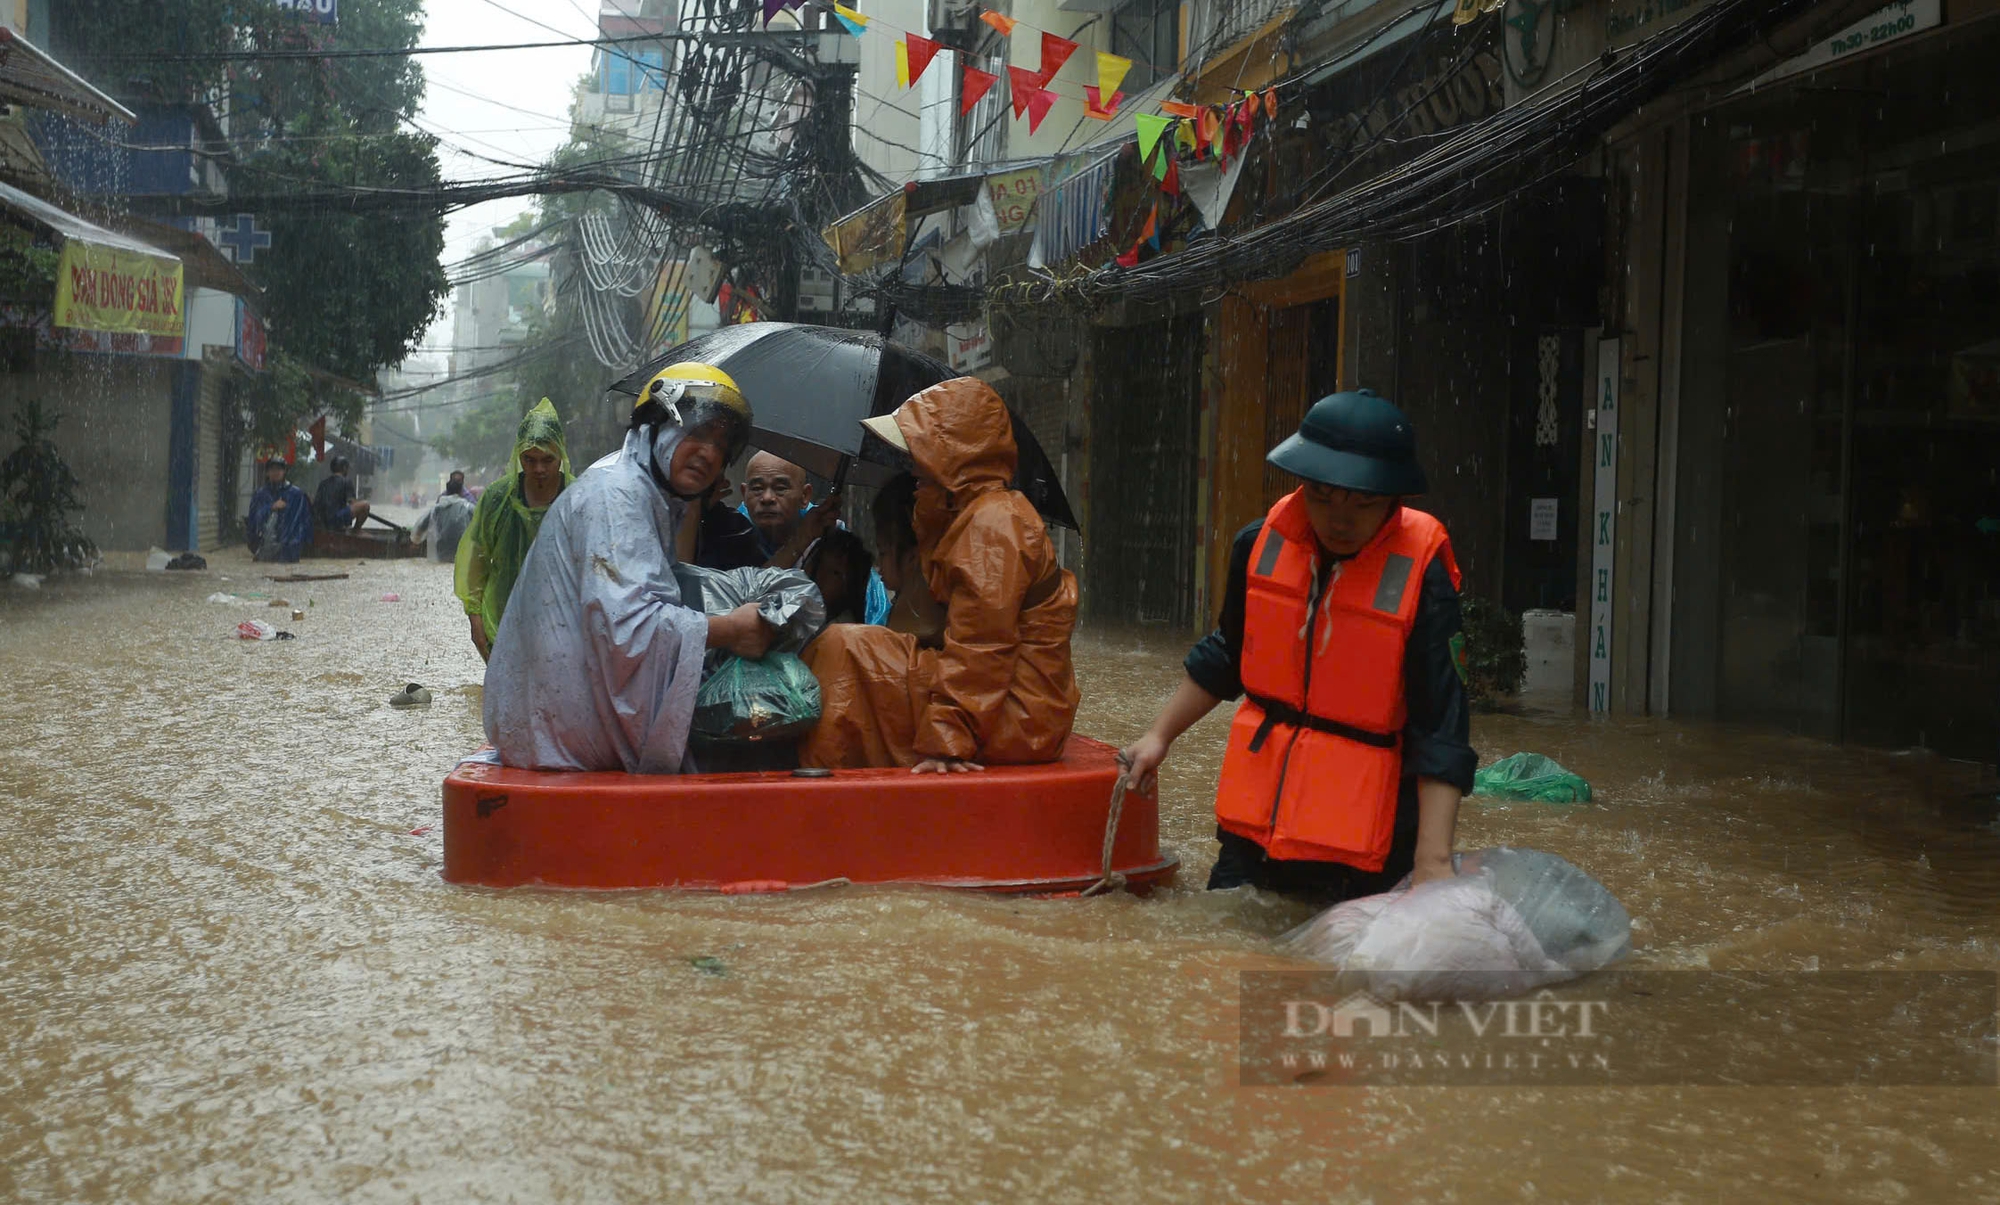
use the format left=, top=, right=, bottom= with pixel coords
left=1025, top=85, right=1056, bottom=133
left=961, top=64, right=998, bottom=114
left=1082, top=84, right=1125, bottom=120
left=905, top=33, right=942, bottom=86
left=1006, top=64, right=1040, bottom=118
left=1036, top=32, right=1078, bottom=84
left=1115, top=245, right=1140, bottom=268
left=1160, top=159, right=1180, bottom=196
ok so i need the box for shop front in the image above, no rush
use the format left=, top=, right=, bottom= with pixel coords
left=1666, top=10, right=2000, bottom=756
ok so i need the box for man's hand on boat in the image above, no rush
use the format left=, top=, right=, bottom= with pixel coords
left=706, top=603, right=777, bottom=660
left=912, top=758, right=985, bottom=775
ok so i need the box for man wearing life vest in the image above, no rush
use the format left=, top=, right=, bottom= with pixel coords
left=1120, top=389, right=1476, bottom=899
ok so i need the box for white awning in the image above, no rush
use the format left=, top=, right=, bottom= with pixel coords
left=0, top=28, right=135, bottom=126
left=0, top=178, right=172, bottom=261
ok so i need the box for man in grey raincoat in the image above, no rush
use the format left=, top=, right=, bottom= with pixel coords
left=483, top=363, right=774, bottom=773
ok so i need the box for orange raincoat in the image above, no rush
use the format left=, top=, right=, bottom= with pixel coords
left=799, top=378, right=1080, bottom=768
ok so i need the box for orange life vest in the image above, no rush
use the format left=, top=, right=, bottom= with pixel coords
left=1214, top=491, right=1460, bottom=870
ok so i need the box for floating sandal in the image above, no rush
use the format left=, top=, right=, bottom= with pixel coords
left=389, top=682, right=434, bottom=708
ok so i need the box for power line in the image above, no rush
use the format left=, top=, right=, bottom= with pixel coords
left=79, top=30, right=681, bottom=63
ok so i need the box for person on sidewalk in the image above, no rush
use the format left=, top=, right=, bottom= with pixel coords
left=246, top=457, right=312, bottom=563
left=798, top=378, right=1078, bottom=773
left=454, top=399, right=573, bottom=661
left=312, top=455, right=371, bottom=532
left=1118, top=389, right=1476, bottom=903
left=483, top=364, right=775, bottom=774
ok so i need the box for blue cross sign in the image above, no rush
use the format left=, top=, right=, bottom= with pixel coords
left=217, top=213, right=272, bottom=264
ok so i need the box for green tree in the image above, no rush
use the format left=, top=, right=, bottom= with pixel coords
left=56, top=0, right=448, bottom=430
left=0, top=398, right=98, bottom=573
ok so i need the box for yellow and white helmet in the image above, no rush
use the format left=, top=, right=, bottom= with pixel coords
left=634, top=361, right=752, bottom=461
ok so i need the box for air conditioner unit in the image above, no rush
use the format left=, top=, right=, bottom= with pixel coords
left=927, top=0, right=980, bottom=41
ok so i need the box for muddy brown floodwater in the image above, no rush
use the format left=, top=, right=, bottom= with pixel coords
left=3, top=549, right=1998, bottom=1202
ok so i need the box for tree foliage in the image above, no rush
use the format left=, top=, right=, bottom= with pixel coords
left=55, top=0, right=448, bottom=429
left=0, top=397, right=98, bottom=573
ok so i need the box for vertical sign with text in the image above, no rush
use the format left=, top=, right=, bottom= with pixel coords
left=1588, top=339, right=1619, bottom=713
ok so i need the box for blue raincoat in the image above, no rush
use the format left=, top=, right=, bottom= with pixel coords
left=247, top=481, right=313, bottom=562
left=483, top=423, right=712, bottom=773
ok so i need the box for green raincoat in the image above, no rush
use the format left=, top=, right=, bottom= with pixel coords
left=455, top=398, right=574, bottom=645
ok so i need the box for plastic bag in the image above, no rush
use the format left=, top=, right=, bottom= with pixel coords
left=673, top=563, right=826, bottom=658
left=1472, top=752, right=1592, bottom=803
left=691, top=652, right=822, bottom=746
left=235, top=620, right=277, bottom=641
left=1275, top=847, right=1631, bottom=1000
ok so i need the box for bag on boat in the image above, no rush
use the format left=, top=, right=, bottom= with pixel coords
left=1274, top=847, right=1631, bottom=1000
left=673, top=564, right=826, bottom=659
left=691, top=652, right=823, bottom=746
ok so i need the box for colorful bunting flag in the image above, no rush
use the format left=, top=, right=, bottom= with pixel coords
left=1160, top=159, right=1181, bottom=196
left=1140, top=204, right=1158, bottom=248
left=1175, top=121, right=1196, bottom=152
left=1160, top=101, right=1201, bottom=119
left=1025, top=85, right=1056, bottom=133
left=1095, top=51, right=1131, bottom=100
left=1082, top=84, right=1125, bottom=120
left=762, top=0, right=788, bottom=25
left=1006, top=64, right=1040, bottom=118
left=904, top=33, right=941, bottom=86
left=895, top=40, right=909, bottom=88
left=1134, top=112, right=1171, bottom=171
left=1036, top=32, right=1078, bottom=84
left=1196, top=106, right=1222, bottom=154
left=1116, top=245, right=1140, bottom=268
left=979, top=10, right=1017, bottom=35
left=1263, top=88, right=1278, bottom=119
left=831, top=3, right=868, bottom=34
left=961, top=64, right=998, bottom=114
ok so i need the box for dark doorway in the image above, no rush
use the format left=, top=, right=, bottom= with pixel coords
left=1089, top=314, right=1203, bottom=626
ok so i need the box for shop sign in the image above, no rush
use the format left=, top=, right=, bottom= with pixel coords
left=986, top=167, right=1045, bottom=234
left=235, top=297, right=267, bottom=372
left=1587, top=339, right=1619, bottom=714
left=53, top=241, right=184, bottom=338
left=1604, top=0, right=1718, bottom=49
left=1530, top=497, right=1558, bottom=542
left=946, top=320, right=992, bottom=372
left=1745, top=0, right=1941, bottom=89
left=276, top=0, right=338, bottom=24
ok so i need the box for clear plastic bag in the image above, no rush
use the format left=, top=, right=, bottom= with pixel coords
left=1275, top=847, right=1631, bottom=1000
left=691, top=652, right=822, bottom=746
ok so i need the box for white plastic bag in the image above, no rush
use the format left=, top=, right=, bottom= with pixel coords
left=1275, top=847, right=1631, bottom=1001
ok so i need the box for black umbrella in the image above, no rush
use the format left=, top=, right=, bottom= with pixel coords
left=609, top=323, right=1079, bottom=530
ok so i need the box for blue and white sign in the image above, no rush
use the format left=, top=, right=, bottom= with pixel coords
left=276, top=0, right=338, bottom=25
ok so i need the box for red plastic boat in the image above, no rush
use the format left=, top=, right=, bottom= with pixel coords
left=441, top=736, right=1179, bottom=894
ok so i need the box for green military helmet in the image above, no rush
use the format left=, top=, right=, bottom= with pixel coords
left=1266, top=388, right=1428, bottom=496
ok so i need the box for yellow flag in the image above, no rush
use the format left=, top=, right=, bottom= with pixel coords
left=896, top=39, right=910, bottom=88
left=1095, top=51, right=1132, bottom=100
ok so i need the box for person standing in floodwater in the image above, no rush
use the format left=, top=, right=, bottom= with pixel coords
left=455, top=399, right=572, bottom=661
left=1120, top=389, right=1476, bottom=902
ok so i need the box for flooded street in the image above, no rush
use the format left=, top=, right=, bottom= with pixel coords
left=3, top=552, right=1998, bottom=1203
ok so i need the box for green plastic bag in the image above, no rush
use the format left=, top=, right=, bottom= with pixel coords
left=1472, top=752, right=1592, bottom=803
left=691, top=652, right=822, bottom=746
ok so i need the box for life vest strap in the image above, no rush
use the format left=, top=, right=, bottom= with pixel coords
left=1244, top=692, right=1399, bottom=754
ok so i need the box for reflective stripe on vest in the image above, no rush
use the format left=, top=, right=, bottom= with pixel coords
left=1213, top=492, right=1456, bottom=870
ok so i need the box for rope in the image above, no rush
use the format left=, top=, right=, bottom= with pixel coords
left=1082, top=756, right=1132, bottom=898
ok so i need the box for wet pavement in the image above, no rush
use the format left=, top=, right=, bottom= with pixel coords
left=2, top=549, right=1997, bottom=1202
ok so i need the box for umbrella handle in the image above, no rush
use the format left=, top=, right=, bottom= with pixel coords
left=832, top=454, right=852, bottom=495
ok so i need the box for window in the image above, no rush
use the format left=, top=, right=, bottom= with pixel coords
left=1112, top=0, right=1178, bottom=93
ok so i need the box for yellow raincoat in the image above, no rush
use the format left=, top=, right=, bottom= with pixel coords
left=799, top=378, right=1079, bottom=768
left=454, top=398, right=574, bottom=648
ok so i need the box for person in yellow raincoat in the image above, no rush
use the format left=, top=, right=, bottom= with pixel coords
left=454, top=398, right=573, bottom=661
left=799, top=377, right=1080, bottom=773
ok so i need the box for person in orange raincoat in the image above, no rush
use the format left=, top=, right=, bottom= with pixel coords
left=798, top=377, right=1079, bottom=774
